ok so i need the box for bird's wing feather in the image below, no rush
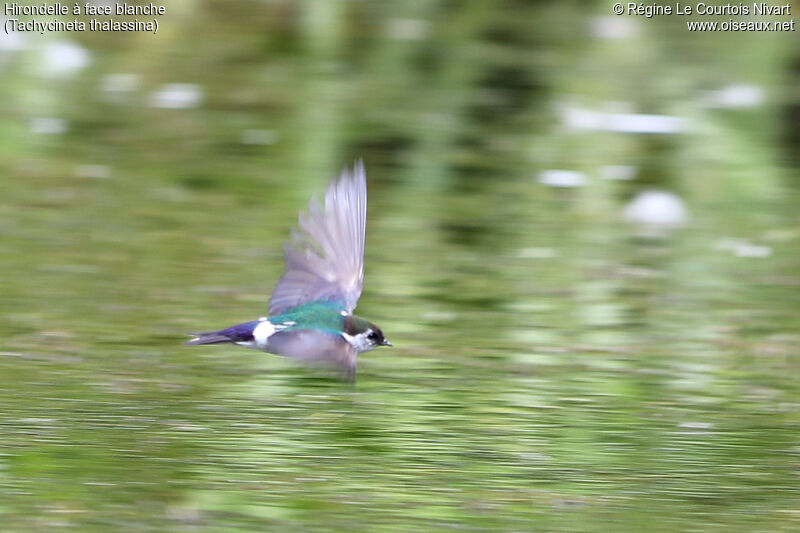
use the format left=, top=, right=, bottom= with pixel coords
left=269, top=161, right=366, bottom=315
left=268, top=329, right=357, bottom=382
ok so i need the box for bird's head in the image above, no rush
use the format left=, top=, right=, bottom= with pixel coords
left=344, top=315, right=392, bottom=353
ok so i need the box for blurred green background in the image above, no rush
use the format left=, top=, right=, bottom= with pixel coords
left=1, top=1, right=799, bottom=531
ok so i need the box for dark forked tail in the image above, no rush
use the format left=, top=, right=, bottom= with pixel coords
left=184, top=332, right=233, bottom=346
left=184, top=320, right=260, bottom=346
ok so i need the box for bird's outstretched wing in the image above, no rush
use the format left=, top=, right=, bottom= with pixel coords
left=268, top=161, right=366, bottom=315
left=268, top=329, right=358, bottom=382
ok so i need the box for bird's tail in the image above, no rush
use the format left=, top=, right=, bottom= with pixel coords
left=184, top=331, right=232, bottom=346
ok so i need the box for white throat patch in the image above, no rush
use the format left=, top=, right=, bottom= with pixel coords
left=342, top=329, right=376, bottom=354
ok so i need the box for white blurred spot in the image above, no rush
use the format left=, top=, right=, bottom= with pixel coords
left=608, top=113, right=683, bottom=134
left=600, top=165, right=637, bottom=181
left=152, top=186, right=189, bottom=203
left=30, top=117, right=67, bottom=135
left=41, top=40, right=90, bottom=77
left=679, top=422, right=714, bottom=430
left=622, top=190, right=688, bottom=228
left=0, top=19, right=26, bottom=52
left=149, top=83, right=203, bottom=109
left=617, top=265, right=662, bottom=279
left=386, top=18, right=430, bottom=40
left=561, top=104, right=686, bottom=134
left=517, top=247, right=557, bottom=259
left=241, top=129, right=278, bottom=145
left=561, top=106, right=598, bottom=130
left=703, top=84, right=764, bottom=109
left=75, top=164, right=110, bottom=179
left=87, top=0, right=113, bottom=9
left=100, top=73, right=140, bottom=93
left=714, top=238, right=772, bottom=258
left=539, top=169, right=585, bottom=188
left=421, top=311, right=456, bottom=322
left=590, top=16, right=640, bottom=40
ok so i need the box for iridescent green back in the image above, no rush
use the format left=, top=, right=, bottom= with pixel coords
left=268, top=300, right=346, bottom=334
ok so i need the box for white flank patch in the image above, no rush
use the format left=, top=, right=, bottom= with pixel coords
left=251, top=320, right=295, bottom=349
left=252, top=321, right=276, bottom=349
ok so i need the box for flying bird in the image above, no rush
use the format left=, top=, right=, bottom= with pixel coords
left=185, top=161, right=391, bottom=381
